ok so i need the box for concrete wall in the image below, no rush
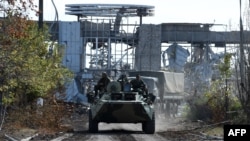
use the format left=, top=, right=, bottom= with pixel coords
left=59, top=22, right=83, bottom=73
left=135, top=24, right=161, bottom=71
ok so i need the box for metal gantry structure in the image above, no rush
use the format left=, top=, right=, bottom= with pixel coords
left=65, top=4, right=155, bottom=76
left=63, top=4, right=250, bottom=74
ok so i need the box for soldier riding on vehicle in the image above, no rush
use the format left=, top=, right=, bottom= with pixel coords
left=94, top=72, right=111, bottom=98
left=130, top=74, right=148, bottom=97
left=117, top=73, right=130, bottom=91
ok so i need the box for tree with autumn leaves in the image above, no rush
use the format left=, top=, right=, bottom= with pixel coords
left=0, top=0, right=73, bottom=107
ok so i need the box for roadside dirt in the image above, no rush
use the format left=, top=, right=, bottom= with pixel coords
left=0, top=102, right=224, bottom=141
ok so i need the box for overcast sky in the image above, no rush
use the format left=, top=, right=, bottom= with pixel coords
left=35, top=0, right=248, bottom=30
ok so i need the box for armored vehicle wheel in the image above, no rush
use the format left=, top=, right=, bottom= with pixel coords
left=89, top=110, right=98, bottom=133
left=142, top=112, right=155, bottom=134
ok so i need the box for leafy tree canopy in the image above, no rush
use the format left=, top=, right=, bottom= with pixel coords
left=0, top=0, right=73, bottom=106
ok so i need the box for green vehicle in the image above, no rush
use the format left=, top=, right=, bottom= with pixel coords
left=88, top=81, right=155, bottom=134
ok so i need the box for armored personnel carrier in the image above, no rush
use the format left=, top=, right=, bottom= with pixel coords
left=88, top=81, right=155, bottom=134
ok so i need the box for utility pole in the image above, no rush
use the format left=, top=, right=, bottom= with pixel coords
left=240, top=0, right=245, bottom=87
left=38, top=0, right=43, bottom=30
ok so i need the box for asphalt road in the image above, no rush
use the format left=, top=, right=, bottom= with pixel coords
left=50, top=116, right=187, bottom=141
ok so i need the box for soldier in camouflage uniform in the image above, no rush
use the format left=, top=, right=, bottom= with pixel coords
left=117, top=74, right=129, bottom=91
left=130, top=74, right=148, bottom=96
left=94, top=72, right=111, bottom=98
